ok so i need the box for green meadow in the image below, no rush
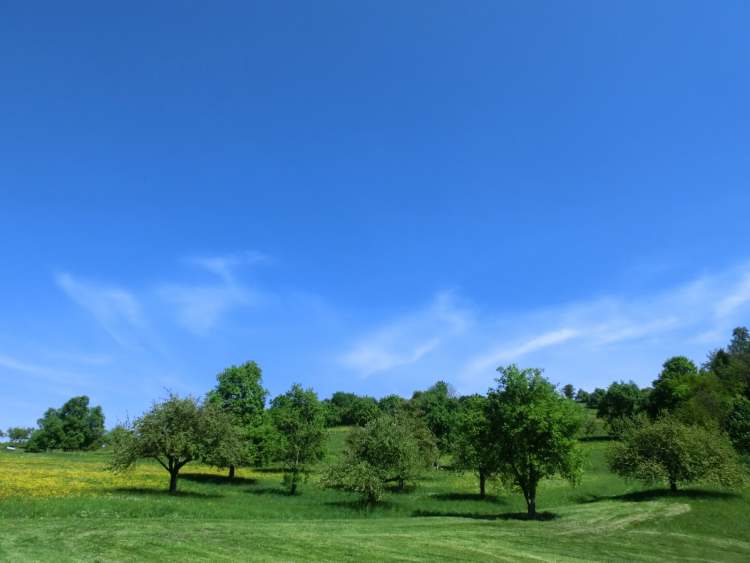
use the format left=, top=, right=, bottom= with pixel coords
left=1, top=428, right=748, bottom=562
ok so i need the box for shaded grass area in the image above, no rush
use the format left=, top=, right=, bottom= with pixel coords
left=0, top=432, right=748, bottom=561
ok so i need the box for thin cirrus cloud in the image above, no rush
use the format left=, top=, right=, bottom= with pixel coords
left=337, top=262, right=750, bottom=392
left=55, top=272, right=145, bottom=349
left=159, top=253, right=267, bottom=335
left=338, top=291, right=473, bottom=377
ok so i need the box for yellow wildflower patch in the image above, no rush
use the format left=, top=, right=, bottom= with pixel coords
left=0, top=450, right=230, bottom=498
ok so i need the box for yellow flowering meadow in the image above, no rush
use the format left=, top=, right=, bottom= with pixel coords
left=0, top=450, right=227, bottom=498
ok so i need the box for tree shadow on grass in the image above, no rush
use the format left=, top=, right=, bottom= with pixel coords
left=325, top=499, right=397, bottom=511
left=111, top=487, right=222, bottom=499
left=431, top=492, right=506, bottom=504
left=180, top=473, right=257, bottom=486
left=578, top=488, right=740, bottom=504
left=412, top=509, right=557, bottom=521
left=246, top=486, right=289, bottom=496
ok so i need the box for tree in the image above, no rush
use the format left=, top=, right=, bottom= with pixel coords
left=411, top=381, right=458, bottom=455
left=269, top=384, right=326, bottom=495
left=322, top=413, right=430, bottom=503
left=109, top=394, right=243, bottom=493
left=706, top=327, right=750, bottom=398
left=574, top=389, right=590, bottom=404
left=26, top=396, right=105, bottom=451
left=453, top=394, right=496, bottom=498
left=597, top=381, right=644, bottom=433
left=646, top=357, right=700, bottom=417
left=562, top=384, right=575, bottom=400
left=378, top=394, right=407, bottom=415
left=486, top=365, right=584, bottom=517
left=206, top=361, right=268, bottom=478
left=726, top=397, right=750, bottom=455
left=586, top=388, right=606, bottom=409
left=6, top=427, right=33, bottom=445
left=607, top=415, right=745, bottom=492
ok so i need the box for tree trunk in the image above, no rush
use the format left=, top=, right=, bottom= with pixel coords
left=670, top=479, right=677, bottom=493
left=169, top=470, right=178, bottom=494
left=526, top=495, right=536, bottom=518
left=479, top=472, right=486, bottom=499
left=290, top=480, right=297, bottom=495
left=398, top=479, right=405, bottom=491
left=228, top=465, right=236, bottom=479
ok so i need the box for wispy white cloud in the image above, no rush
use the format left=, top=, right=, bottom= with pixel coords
left=715, top=272, right=750, bottom=318
left=0, top=353, right=90, bottom=387
left=337, top=263, right=750, bottom=393
left=56, top=272, right=145, bottom=348
left=464, top=328, right=580, bottom=375
left=160, top=252, right=267, bottom=334
left=338, top=291, right=472, bottom=377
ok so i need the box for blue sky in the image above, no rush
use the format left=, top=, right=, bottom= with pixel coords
left=2, top=2, right=749, bottom=428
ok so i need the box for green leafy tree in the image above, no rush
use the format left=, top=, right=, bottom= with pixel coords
left=453, top=394, right=496, bottom=498
left=486, top=365, right=584, bottom=517
left=378, top=394, right=407, bottom=415
left=109, top=395, right=243, bottom=493
left=562, top=384, right=575, bottom=400
left=26, top=396, right=105, bottom=451
left=597, top=381, right=644, bottom=433
left=586, top=388, right=606, bottom=409
left=574, top=389, right=590, bottom=403
left=607, top=415, right=745, bottom=492
left=647, top=357, right=700, bottom=417
left=206, top=361, right=268, bottom=478
left=323, top=413, right=430, bottom=503
left=706, top=327, right=750, bottom=397
left=269, top=384, right=326, bottom=494
left=6, top=427, right=33, bottom=445
left=411, top=381, right=458, bottom=455
left=726, top=397, right=750, bottom=455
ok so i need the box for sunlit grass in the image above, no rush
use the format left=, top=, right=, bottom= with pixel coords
left=0, top=431, right=748, bottom=561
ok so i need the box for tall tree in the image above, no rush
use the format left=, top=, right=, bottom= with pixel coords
left=109, top=395, right=243, bottom=493
left=207, top=361, right=268, bottom=478
left=269, top=384, right=326, bottom=495
left=646, top=357, right=700, bottom=417
left=411, top=381, right=458, bottom=455
left=486, top=365, right=584, bottom=517
left=453, top=394, right=496, bottom=498
left=597, top=381, right=644, bottom=433
left=562, top=384, right=575, bottom=400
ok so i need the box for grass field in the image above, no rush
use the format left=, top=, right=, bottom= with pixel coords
left=0, top=428, right=748, bottom=562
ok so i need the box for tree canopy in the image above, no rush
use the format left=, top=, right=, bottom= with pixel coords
left=607, top=415, right=745, bottom=492
left=26, top=396, right=105, bottom=452
left=486, top=365, right=584, bottom=517
left=269, top=384, right=327, bottom=494
left=109, top=394, right=243, bottom=493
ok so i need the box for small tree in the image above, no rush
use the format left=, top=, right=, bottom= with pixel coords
left=486, top=365, right=584, bottom=517
left=607, top=415, right=745, bottom=492
left=453, top=394, right=496, bottom=498
left=109, top=394, right=243, bottom=493
left=206, top=361, right=268, bottom=478
left=6, top=427, right=33, bottom=445
left=269, top=384, right=326, bottom=495
left=323, top=413, right=430, bottom=503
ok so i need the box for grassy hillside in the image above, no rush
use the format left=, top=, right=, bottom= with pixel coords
left=0, top=429, right=748, bottom=561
